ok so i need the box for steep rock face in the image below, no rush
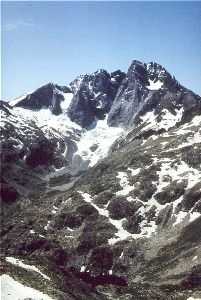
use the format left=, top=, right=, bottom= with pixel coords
left=108, top=60, right=201, bottom=128
left=10, top=83, right=72, bottom=115
left=68, top=69, right=126, bottom=128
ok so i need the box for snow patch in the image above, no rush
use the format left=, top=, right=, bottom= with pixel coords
left=151, top=158, right=201, bottom=226
left=60, top=93, right=73, bottom=111
left=79, top=192, right=109, bottom=217
left=5, top=257, right=50, bottom=281
left=116, top=172, right=134, bottom=196
left=0, top=274, right=53, bottom=300
left=79, top=191, right=157, bottom=245
left=75, top=116, right=123, bottom=167
left=80, top=265, right=86, bottom=272
left=146, top=79, right=163, bottom=90
left=116, top=168, right=140, bottom=196
left=128, top=167, right=141, bottom=176
left=13, top=106, right=81, bottom=137
left=140, top=108, right=183, bottom=132
left=44, top=221, right=51, bottom=231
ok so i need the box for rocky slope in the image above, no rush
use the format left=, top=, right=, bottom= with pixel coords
left=0, top=60, right=201, bottom=300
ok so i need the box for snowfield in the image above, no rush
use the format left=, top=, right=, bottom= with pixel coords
left=146, top=79, right=163, bottom=90
left=71, top=115, right=124, bottom=167
left=0, top=275, right=54, bottom=300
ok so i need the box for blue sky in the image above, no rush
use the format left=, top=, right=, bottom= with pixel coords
left=2, top=1, right=201, bottom=100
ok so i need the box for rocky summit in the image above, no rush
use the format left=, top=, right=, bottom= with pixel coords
left=0, top=60, right=201, bottom=300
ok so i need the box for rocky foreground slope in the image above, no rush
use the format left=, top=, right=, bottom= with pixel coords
left=0, top=60, right=201, bottom=299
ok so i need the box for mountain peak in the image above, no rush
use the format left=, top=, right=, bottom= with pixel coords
left=68, top=68, right=126, bottom=128
left=8, top=60, right=200, bottom=130
left=1, top=59, right=201, bottom=300
left=107, top=60, right=200, bottom=127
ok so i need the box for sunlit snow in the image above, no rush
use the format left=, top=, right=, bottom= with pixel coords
left=13, top=106, right=81, bottom=137
left=6, top=257, right=50, bottom=281
left=79, top=191, right=157, bottom=245
left=151, top=157, right=201, bottom=226
left=0, top=274, right=53, bottom=300
left=116, top=168, right=140, bottom=196
left=75, top=116, right=123, bottom=167
left=146, top=79, right=163, bottom=90
left=60, top=93, right=73, bottom=110
left=6, top=107, right=124, bottom=169
left=140, top=108, right=183, bottom=132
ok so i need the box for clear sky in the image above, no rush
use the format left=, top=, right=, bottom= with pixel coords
left=2, top=1, right=201, bottom=100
